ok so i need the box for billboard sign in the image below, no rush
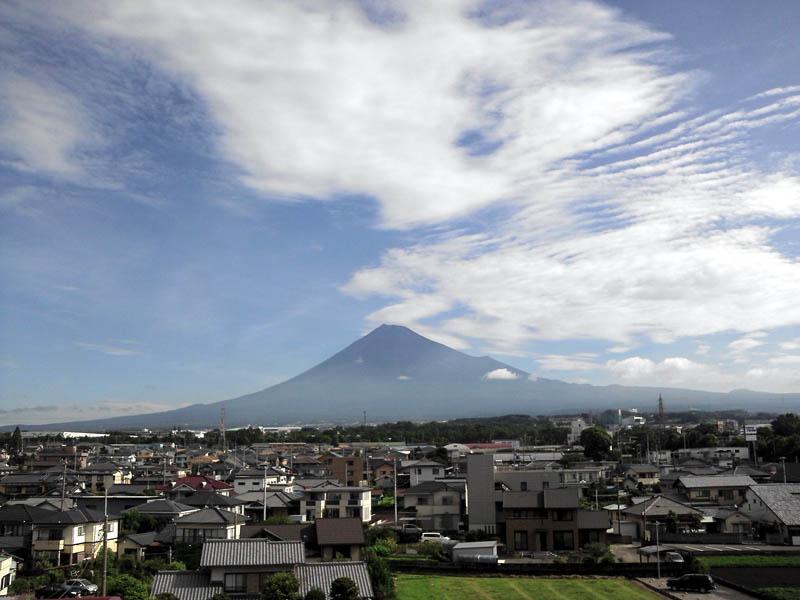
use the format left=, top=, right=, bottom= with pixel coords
left=745, top=425, right=758, bottom=442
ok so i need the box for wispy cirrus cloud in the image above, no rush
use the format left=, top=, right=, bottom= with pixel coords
left=75, top=341, right=143, bottom=356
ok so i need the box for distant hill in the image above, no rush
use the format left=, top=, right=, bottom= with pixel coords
left=6, top=324, right=800, bottom=431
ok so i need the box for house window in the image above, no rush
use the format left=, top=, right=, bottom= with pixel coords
left=542, top=481, right=550, bottom=489
left=553, top=531, right=575, bottom=551
left=432, top=468, right=440, bottom=475
left=441, top=496, right=452, bottom=505
left=224, top=574, right=246, bottom=593
left=520, top=482, right=528, bottom=491
left=513, top=530, right=528, bottom=551
left=77, top=526, right=85, bottom=536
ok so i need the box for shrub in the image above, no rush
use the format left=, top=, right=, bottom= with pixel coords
left=107, top=574, right=150, bottom=600
left=262, top=572, right=300, bottom=600
left=330, top=577, right=360, bottom=600
left=304, top=589, right=326, bottom=600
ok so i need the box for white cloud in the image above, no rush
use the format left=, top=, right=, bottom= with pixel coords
left=607, top=345, right=633, bottom=354
left=696, top=344, right=711, bottom=356
left=75, top=342, right=143, bottom=356
left=483, top=368, right=519, bottom=380
left=728, top=336, right=765, bottom=355
left=396, top=375, right=412, bottom=380
left=780, top=338, right=800, bottom=351
left=606, top=355, right=725, bottom=387
left=0, top=76, right=92, bottom=178
left=537, top=354, right=601, bottom=371
left=769, top=355, right=800, bottom=366
left=51, top=0, right=682, bottom=228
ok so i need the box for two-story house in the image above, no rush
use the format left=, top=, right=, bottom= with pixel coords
left=402, top=481, right=463, bottom=531
left=675, top=475, right=756, bottom=506
left=624, top=465, right=661, bottom=490
left=81, top=462, right=132, bottom=493
left=503, top=488, right=610, bottom=553
left=162, top=476, right=233, bottom=499
left=742, top=484, right=800, bottom=545
left=200, top=539, right=305, bottom=595
left=173, top=507, right=245, bottom=543
left=298, top=484, right=371, bottom=522
left=406, top=460, right=447, bottom=487
left=320, top=453, right=365, bottom=487
left=31, top=508, right=119, bottom=566
left=0, top=552, right=18, bottom=596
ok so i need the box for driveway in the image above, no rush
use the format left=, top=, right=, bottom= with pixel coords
left=638, top=578, right=757, bottom=600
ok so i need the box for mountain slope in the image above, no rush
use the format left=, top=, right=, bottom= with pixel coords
left=7, top=324, right=800, bottom=431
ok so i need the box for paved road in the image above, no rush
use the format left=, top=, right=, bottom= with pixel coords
left=639, top=578, right=757, bottom=600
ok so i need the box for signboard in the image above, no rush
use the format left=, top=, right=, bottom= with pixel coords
left=745, top=425, right=758, bottom=442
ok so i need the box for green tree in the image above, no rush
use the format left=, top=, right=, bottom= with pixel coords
left=11, top=426, right=23, bottom=454
left=304, top=589, right=326, bottom=600
left=579, top=426, right=612, bottom=460
left=772, top=414, right=800, bottom=437
left=155, top=594, right=181, bottom=600
left=329, top=577, right=360, bottom=600
left=262, top=572, right=300, bottom=600
left=365, top=549, right=395, bottom=600
left=107, top=574, right=150, bottom=600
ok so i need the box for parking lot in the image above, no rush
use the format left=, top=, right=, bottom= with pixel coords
left=638, top=578, right=756, bottom=600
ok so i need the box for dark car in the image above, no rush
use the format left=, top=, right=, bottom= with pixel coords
left=666, top=574, right=716, bottom=593
left=36, top=584, right=78, bottom=598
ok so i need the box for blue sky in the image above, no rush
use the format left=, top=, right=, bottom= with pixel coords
left=1, top=0, right=799, bottom=425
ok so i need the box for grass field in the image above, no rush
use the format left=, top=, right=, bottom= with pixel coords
left=698, top=555, right=800, bottom=568
left=395, top=574, right=660, bottom=600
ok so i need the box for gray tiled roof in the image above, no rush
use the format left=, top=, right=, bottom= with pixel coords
left=174, top=507, right=245, bottom=525
left=151, top=571, right=222, bottom=600
left=199, top=539, right=305, bottom=567
left=295, top=562, right=373, bottom=600
left=126, top=499, right=196, bottom=515
left=678, top=475, right=756, bottom=489
left=748, top=484, right=800, bottom=526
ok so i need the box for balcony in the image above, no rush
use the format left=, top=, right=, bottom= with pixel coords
left=33, top=539, right=64, bottom=551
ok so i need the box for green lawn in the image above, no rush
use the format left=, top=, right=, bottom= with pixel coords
left=395, top=575, right=660, bottom=600
left=698, top=555, right=800, bottom=568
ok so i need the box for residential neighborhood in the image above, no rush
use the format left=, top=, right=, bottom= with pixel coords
left=0, top=409, right=798, bottom=599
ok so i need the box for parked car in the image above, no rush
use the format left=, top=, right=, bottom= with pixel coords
left=664, top=551, right=685, bottom=563
left=666, top=574, right=716, bottom=593
left=36, top=584, right=78, bottom=598
left=61, top=579, right=99, bottom=596
left=421, top=532, right=450, bottom=543
left=393, top=522, right=423, bottom=542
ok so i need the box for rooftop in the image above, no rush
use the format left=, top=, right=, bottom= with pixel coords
left=200, top=539, right=305, bottom=567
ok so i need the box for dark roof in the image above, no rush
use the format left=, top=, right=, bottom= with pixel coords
left=577, top=510, right=611, bottom=530
left=160, top=476, right=233, bottom=492
left=314, top=518, right=365, bottom=546
left=200, top=539, right=305, bottom=567
left=240, top=523, right=312, bottom=542
left=181, top=491, right=245, bottom=507
left=622, top=495, right=702, bottom=517
left=124, top=531, right=158, bottom=547
left=151, top=571, right=222, bottom=600
left=126, top=499, right=196, bottom=515
left=107, top=483, right=154, bottom=495
left=0, top=504, right=54, bottom=524
left=174, top=507, right=245, bottom=525
left=747, top=484, right=800, bottom=526
left=295, top=562, right=373, bottom=600
left=543, top=488, right=581, bottom=508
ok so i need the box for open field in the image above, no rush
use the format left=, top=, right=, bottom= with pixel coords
left=698, top=555, right=800, bottom=568
left=395, top=574, right=660, bottom=600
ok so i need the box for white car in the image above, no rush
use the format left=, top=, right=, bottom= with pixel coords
left=420, top=532, right=450, bottom=543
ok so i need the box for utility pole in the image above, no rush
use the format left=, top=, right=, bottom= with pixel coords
left=780, top=456, right=787, bottom=485
left=60, top=462, right=67, bottom=511
left=102, top=487, right=108, bottom=596
left=262, top=465, right=268, bottom=522
left=655, top=520, right=661, bottom=579
left=393, top=456, right=398, bottom=525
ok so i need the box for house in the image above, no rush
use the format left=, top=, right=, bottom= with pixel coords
left=174, top=508, right=245, bottom=543
left=624, top=465, right=660, bottom=490
left=0, top=552, right=18, bottom=596
left=162, top=476, right=234, bottom=498
left=502, top=488, right=610, bottom=552
left=232, top=467, right=290, bottom=493
left=370, top=461, right=395, bottom=484
left=180, top=492, right=247, bottom=515
left=402, top=481, right=463, bottom=531
left=299, top=484, right=372, bottom=522
left=151, top=570, right=223, bottom=600
left=117, top=531, right=158, bottom=560
left=294, top=562, right=373, bottom=600
left=0, top=470, right=82, bottom=498
left=234, top=491, right=297, bottom=522
left=701, top=507, right=752, bottom=535
left=314, top=518, right=365, bottom=561
left=200, top=539, right=305, bottom=594
left=291, top=456, right=327, bottom=479
left=406, top=460, right=447, bottom=487
left=81, top=462, right=132, bottom=493
left=30, top=508, right=119, bottom=566
left=320, top=453, right=365, bottom=487
left=672, top=447, right=750, bottom=467
left=620, top=495, right=704, bottom=540
left=123, top=499, right=197, bottom=524
left=743, top=484, right=800, bottom=545
left=675, top=475, right=755, bottom=505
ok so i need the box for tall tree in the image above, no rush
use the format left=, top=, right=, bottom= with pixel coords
left=11, top=426, right=23, bottom=454
left=579, top=426, right=612, bottom=461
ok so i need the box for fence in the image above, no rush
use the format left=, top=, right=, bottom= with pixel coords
left=389, top=559, right=686, bottom=578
